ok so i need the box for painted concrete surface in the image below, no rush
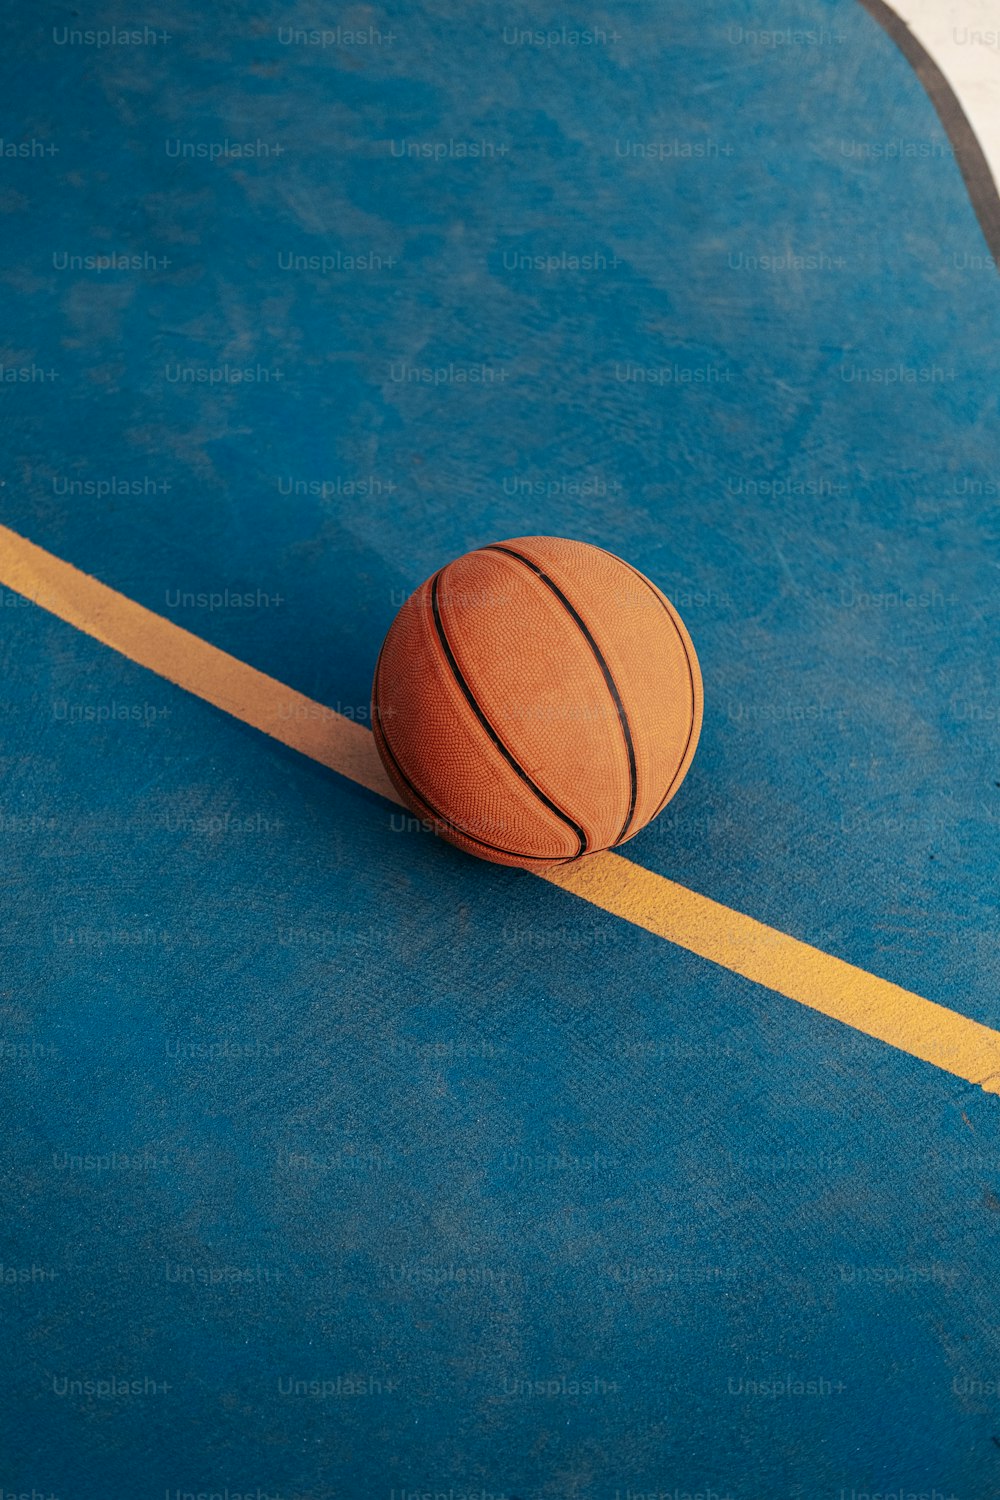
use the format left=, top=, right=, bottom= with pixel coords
left=1, top=1, right=999, bottom=1496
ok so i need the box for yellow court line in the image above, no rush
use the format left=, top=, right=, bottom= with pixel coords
left=3, top=520, right=999, bottom=1096
left=0, top=524, right=398, bottom=803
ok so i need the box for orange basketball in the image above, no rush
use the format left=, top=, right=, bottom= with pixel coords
left=371, top=536, right=703, bottom=869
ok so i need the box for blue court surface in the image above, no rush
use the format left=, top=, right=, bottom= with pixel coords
left=2, top=1, right=1000, bottom=1497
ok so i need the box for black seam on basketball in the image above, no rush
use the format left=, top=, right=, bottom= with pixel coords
left=484, top=544, right=639, bottom=845
left=594, top=546, right=699, bottom=825
left=429, top=569, right=588, bottom=856
left=373, top=633, right=577, bottom=865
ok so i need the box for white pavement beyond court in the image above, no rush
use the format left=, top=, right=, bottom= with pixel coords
left=889, top=0, right=1000, bottom=195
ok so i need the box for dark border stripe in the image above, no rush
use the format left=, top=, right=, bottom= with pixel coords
left=372, top=647, right=577, bottom=864
left=856, top=0, right=1000, bottom=265
left=594, top=546, right=699, bottom=827
left=486, top=544, right=639, bottom=845
left=429, top=569, right=588, bottom=855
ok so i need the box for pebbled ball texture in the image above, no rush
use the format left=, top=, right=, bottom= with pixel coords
left=371, top=536, right=703, bottom=870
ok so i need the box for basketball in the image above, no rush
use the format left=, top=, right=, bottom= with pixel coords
left=371, top=536, right=703, bottom=869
